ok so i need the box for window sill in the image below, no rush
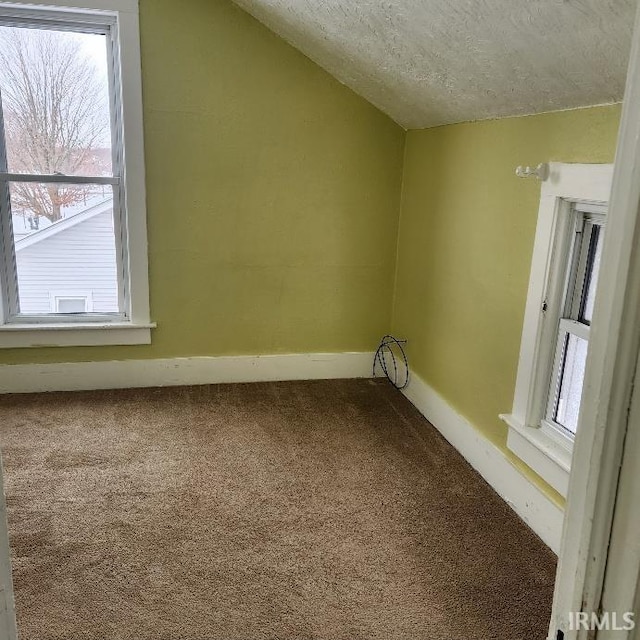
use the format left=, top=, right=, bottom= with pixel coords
left=500, top=413, right=572, bottom=497
left=0, top=322, right=155, bottom=348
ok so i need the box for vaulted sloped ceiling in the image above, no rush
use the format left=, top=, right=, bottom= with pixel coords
left=232, top=0, right=636, bottom=129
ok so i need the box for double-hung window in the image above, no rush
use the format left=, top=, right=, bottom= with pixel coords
left=501, top=163, right=613, bottom=497
left=0, top=0, right=151, bottom=348
left=544, top=206, right=604, bottom=437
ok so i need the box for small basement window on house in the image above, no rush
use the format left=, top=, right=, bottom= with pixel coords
left=53, top=296, right=91, bottom=314
left=501, top=163, right=613, bottom=497
left=0, top=1, right=151, bottom=348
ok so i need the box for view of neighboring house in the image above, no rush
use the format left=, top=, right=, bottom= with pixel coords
left=13, top=197, right=118, bottom=314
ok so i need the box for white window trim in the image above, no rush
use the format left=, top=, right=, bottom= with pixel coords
left=500, top=162, right=613, bottom=496
left=0, top=0, right=153, bottom=348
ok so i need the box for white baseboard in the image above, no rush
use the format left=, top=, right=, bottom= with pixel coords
left=0, top=351, right=374, bottom=394
left=403, top=371, right=564, bottom=554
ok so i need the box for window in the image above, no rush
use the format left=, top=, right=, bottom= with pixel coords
left=56, top=298, right=89, bottom=314
left=51, top=294, right=92, bottom=314
left=501, top=163, right=613, bottom=497
left=544, top=206, right=604, bottom=437
left=0, top=0, right=152, bottom=348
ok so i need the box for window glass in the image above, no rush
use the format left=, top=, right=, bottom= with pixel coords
left=553, top=333, right=589, bottom=435
left=0, top=26, right=112, bottom=177
left=0, top=22, right=121, bottom=317
left=10, top=182, right=118, bottom=315
left=56, top=297, right=87, bottom=313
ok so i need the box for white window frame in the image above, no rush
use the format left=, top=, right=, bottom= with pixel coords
left=543, top=207, right=604, bottom=438
left=0, top=0, right=153, bottom=348
left=500, top=163, right=613, bottom=497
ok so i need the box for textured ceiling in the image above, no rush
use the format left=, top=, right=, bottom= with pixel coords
left=232, top=0, right=636, bottom=129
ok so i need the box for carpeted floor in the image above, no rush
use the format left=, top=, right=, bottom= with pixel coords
left=0, top=379, right=556, bottom=640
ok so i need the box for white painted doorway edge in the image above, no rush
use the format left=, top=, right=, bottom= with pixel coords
left=548, top=1, right=640, bottom=637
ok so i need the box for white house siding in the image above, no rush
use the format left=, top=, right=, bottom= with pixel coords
left=15, top=210, right=119, bottom=314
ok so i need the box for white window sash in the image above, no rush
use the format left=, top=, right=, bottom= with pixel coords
left=545, top=318, right=591, bottom=434
left=543, top=211, right=603, bottom=439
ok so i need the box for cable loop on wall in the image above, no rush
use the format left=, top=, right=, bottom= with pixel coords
left=373, top=335, right=409, bottom=390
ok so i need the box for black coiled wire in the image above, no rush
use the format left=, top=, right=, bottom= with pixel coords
left=373, top=335, right=409, bottom=390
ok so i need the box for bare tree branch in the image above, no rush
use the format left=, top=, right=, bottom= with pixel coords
left=0, top=27, right=110, bottom=222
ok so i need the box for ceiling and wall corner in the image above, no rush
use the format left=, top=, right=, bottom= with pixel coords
left=231, top=0, right=636, bottom=129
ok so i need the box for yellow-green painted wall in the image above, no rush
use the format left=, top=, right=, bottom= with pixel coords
left=392, top=105, right=621, bottom=501
left=0, top=0, right=405, bottom=366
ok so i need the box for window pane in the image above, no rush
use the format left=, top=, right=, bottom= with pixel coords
left=580, top=225, right=603, bottom=324
left=554, top=332, right=589, bottom=435
left=10, top=182, right=120, bottom=315
left=0, top=26, right=112, bottom=176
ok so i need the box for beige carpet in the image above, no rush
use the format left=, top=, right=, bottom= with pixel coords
left=0, top=379, right=556, bottom=639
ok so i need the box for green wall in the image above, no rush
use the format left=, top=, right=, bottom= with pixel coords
left=0, top=0, right=405, bottom=366
left=392, top=105, right=621, bottom=501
